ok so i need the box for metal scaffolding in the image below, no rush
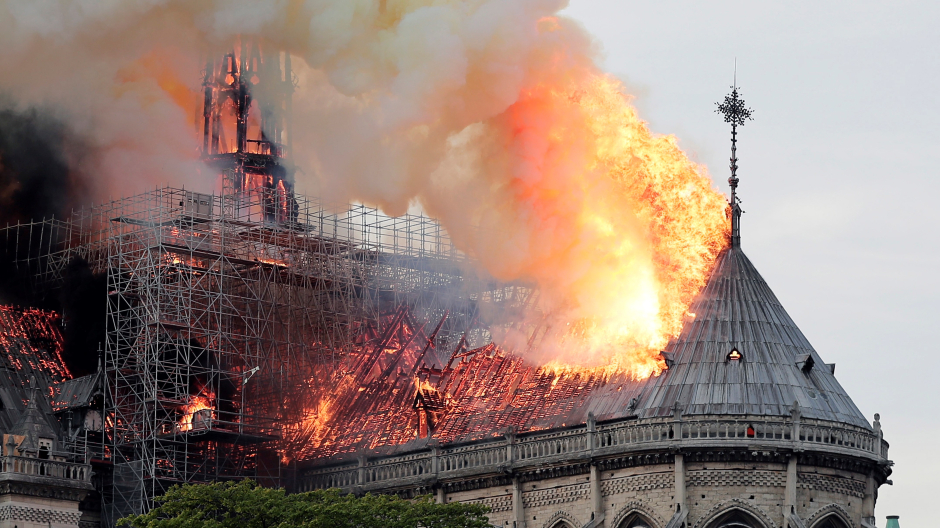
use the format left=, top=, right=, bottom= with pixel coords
left=1, top=182, right=531, bottom=521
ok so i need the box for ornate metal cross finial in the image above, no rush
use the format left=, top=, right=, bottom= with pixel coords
left=716, top=67, right=753, bottom=248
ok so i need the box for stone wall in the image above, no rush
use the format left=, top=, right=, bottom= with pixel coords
left=299, top=414, right=891, bottom=528
left=443, top=460, right=868, bottom=528
left=0, top=455, right=94, bottom=528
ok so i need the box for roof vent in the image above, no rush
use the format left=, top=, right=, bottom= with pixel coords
left=796, top=354, right=815, bottom=373
left=727, top=348, right=743, bottom=362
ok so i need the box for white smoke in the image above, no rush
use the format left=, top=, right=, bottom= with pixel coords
left=0, top=0, right=728, bottom=370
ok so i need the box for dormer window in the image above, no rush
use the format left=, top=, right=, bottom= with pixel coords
left=796, top=353, right=815, bottom=373
left=728, top=348, right=743, bottom=362
left=38, top=438, right=52, bottom=459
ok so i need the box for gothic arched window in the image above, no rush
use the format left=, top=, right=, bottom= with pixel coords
left=706, top=510, right=766, bottom=528
left=618, top=512, right=655, bottom=528
left=811, top=515, right=850, bottom=528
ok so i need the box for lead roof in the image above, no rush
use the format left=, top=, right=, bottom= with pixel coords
left=635, top=245, right=869, bottom=428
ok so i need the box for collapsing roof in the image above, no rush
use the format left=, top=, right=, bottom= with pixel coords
left=295, top=244, right=869, bottom=461
left=0, top=306, right=73, bottom=439
left=0, top=306, right=71, bottom=387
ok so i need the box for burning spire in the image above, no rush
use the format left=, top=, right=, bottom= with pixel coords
left=201, top=41, right=297, bottom=224
left=716, top=65, right=754, bottom=247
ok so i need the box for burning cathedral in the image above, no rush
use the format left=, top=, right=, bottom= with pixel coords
left=0, top=43, right=891, bottom=528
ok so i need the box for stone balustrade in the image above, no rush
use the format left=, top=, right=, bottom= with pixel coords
left=299, top=414, right=889, bottom=493
left=0, top=455, right=92, bottom=483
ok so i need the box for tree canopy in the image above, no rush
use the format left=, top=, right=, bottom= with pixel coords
left=119, top=480, right=492, bottom=528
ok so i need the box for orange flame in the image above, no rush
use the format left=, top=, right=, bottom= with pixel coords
left=178, top=395, right=214, bottom=432
left=469, top=74, right=728, bottom=376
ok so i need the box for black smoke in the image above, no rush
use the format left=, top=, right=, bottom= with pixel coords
left=0, top=100, right=104, bottom=377
left=0, top=102, right=76, bottom=305
left=59, top=258, right=108, bottom=376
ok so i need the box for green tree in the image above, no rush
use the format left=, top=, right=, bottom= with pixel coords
left=119, top=480, right=491, bottom=528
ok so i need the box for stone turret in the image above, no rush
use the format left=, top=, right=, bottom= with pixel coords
left=299, top=240, right=892, bottom=528
left=0, top=383, right=93, bottom=528
left=298, top=85, right=892, bottom=528
left=9, top=382, right=61, bottom=459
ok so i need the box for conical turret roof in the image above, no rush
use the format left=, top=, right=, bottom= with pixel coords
left=11, top=382, right=60, bottom=452
left=636, top=245, right=870, bottom=428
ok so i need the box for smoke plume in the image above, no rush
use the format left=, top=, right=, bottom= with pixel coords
left=0, top=1, right=729, bottom=374
left=0, top=101, right=86, bottom=306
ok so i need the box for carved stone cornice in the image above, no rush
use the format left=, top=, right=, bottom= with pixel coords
left=518, top=462, right=591, bottom=483
left=595, top=452, right=673, bottom=472
left=0, top=478, right=90, bottom=501
left=442, top=474, right=513, bottom=494
left=683, top=448, right=790, bottom=465
left=796, top=452, right=886, bottom=482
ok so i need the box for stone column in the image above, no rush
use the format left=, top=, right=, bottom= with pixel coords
left=431, top=444, right=441, bottom=475
left=586, top=412, right=596, bottom=452
left=674, top=452, right=686, bottom=514
left=862, top=470, right=876, bottom=520
left=512, top=477, right=526, bottom=528
left=357, top=455, right=367, bottom=486
left=591, top=463, right=603, bottom=521
left=506, top=429, right=516, bottom=465
left=785, top=401, right=803, bottom=527
left=784, top=454, right=798, bottom=523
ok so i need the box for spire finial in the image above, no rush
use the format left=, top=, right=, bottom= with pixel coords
left=716, top=64, right=753, bottom=248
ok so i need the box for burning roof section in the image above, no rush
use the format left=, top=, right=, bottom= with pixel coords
left=0, top=189, right=870, bottom=465
left=0, top=306, right=70, bottom=387
left=290, top=306, right=648, bottom=460
left=0, top=305, right=72, bottom=434
left=294, top=244, right=870, bottom=462
left=50, top=369, right=101, bottom=412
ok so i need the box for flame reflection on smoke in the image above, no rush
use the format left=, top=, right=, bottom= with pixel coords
left=0, top=2, right=728, bottom=376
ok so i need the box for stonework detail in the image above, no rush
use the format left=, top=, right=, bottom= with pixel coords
left=608, top=500, right=667, bottom=528
left=522, top=483, right=588, bottom=509
left=687, top=469, right=786, bottom=488
left=798, top=473, right=866, bottom=498
left=539, top=510, right=580, bottom=528
left=0, top=504, right=82, bottom=524
left=474, top=494, right=512, bottom=513
left=805, top=503, right=856, bottom=528
left=692, top=498, right=778, bottom=528
left=600, top=472, right=672, bottom=495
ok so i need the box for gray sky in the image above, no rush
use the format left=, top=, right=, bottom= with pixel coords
left=560, top=1, right=939, bottom=524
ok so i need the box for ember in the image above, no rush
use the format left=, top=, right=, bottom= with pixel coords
left=284, top=306, right=655, bottom=461
left=0, top=306, right=71, bottom=387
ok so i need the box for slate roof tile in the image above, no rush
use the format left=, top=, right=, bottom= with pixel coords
left=636, top=246, right=869, bottom=428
